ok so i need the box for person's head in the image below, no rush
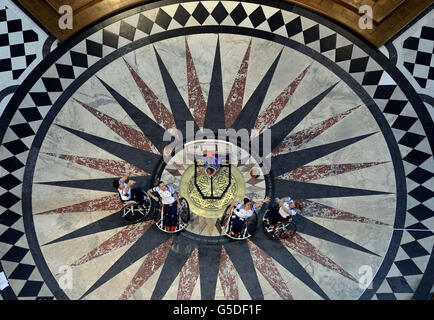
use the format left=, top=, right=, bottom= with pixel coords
left=243, top=198, right=252, bottom=210
left=294, top=202, right=303, bottom=211
left=158, top=181, right=167, bottom=191
left=113, top=179, right=120, bottom=189
left=289, top=201, right=295, bottom=209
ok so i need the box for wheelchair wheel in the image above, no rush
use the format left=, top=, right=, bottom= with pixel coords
left=245, top=211, right=258, bottom=237
left=220, top=204, right=232, bottom=227
left=121, top=204, right=146, bottom=223
left=180, top=198, right=190, bottom=223
left=153, top=201, right=162, bottom=223
left=274, top=221, right=297, bottom=239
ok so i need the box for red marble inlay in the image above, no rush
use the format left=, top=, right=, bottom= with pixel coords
left=218, top=247, right=239, bottom=300
left=185, top=38, right=207, bottom=128
left=224, top=40, right=252, bottom=129
left=75, top=99, right=158, bottom=153
left=247, top=241, right=294, bottom=300
left=37, top=194, right=123, bottom=215
left=283, top=234, right=358, bottom=282
left=71, top=221, right=153, bottom=267
left=120, top=237, right=174, bottom=300
left=177, top=247, right=200, bottom=300
left=254, top=65, right=311, bottom=134
left=44, top=153, right=149, bottom=177
left=278, top=161, right=389, bottom=182
left=123, top=58, right=176, bottom=130
left=296, top=199, right=388, bottom=225
left=272, top=105, right=361, bottom=156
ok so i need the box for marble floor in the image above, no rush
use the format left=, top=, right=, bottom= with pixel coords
left=0, top=0, right=433, bottom=300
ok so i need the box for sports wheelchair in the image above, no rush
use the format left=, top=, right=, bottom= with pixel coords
left=220, top=204, right=258, bottom=240
left=153, top=197, right=190, bottom=233
left=262, top=207, right=297, bottom=240
left=118, top=189, right=152, bottom=223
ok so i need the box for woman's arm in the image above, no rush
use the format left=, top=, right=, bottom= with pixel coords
left=124, top=180, right=135, bottom=195
left=254, top=197, right=270, bottom=209
left=147, top=188, right=159, bottom=201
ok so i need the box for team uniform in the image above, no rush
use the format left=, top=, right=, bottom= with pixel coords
left=231, top=202, right=254, bottom=234
left=153, top=185, right=178, bottom=230
left=268, top=197, right=297, bottom=226
left=118, top=179, right=146, bottom=203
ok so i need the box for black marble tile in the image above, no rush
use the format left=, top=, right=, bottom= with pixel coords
left=285, top=16, right=302, bottom=38
left=391, top=115, right=418, bottom=131
left=249, top=6, right=266, bottom=28
left=3, top=139, right=29, bottom=155
left=409, top=185, right=434, bottom=203
left=29, top=92, right=52, bottom=106
left=403, top=149, right=431, bottom=166
left=399, top=132, right=425, bottom=149
left=320, top=33, right=336, bottom=53
left=211, top=2, right=229, bottom=25
left=19, top=107, right=43, bottom=122
left=70, top=51, right=88, bottom=68
left=86, top=39, right=103, bottom=58
left=0, top=174, right=21, bottom=190
left=7, top=19, right=22, bottom=33
left=9, top=264, right=35, bottom=280
left=192, top=2, right=209, bottom=25
left=18, top=281, right=43, bottom=297
left=0, top=210, right=21, bottom=227
left=0, top=192, right=20, bottom=209
left=0, top=228, right=24, bottom=245
left=10, top=123, right=35, bottom=138
left=102, top=29, right=119, bottom=49
left=42, top=77, right=63, bottom=92
left=267, top=11, right=284, bottom=32
left=386, top=276, right=413, bottom=293
left=407, top=167, right=433, bottom=184
left=0, top=157, right=24, bottom=173
left=335, top=44, right=353, bottom=62
left=173, top=5, right=190, bottom=26
left=395, top=259, right=423, bottom=276
left=230, top=3, right=247, bottom=25
left=119, top=21, right=136, bottom=41
left=401, top=241, right=430, bottom=258
left=408, top=204, right=433, bottom=222
left=56, top=63, right=75, bottom=79
left=2, top=246, right=28, bottom=263
left=155, top=8, right=172, bottom=30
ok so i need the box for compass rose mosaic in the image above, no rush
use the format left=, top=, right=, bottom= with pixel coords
left=0, top=0, right=432, bottom=300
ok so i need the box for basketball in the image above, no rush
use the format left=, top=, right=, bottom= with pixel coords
left=250, top=169, right=260, bottom=178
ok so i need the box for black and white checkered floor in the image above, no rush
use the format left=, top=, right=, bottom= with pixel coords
left=0, top=0, right=432, bottom=300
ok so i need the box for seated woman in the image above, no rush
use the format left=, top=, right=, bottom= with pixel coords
left=266, top=197, right=302, bottom=231
left=147, top=181, right=182, bottom=231
left=113, top=173, right=147, bottom=204
left=227, top=197, right=270, bottom=237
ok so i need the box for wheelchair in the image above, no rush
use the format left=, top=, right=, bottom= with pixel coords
left=262, top=208, right=297, bottom=240
left=220, top=204, right=258, bottom=240
left=153, top=197, right=190, bottom=233
left=118, top=189, right=152, bottom=223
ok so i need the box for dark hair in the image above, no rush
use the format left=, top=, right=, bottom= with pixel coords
left=113, top=179, right=120, bottom=189
left=158, top=181, right=165, bottom=186
left=243, top=198, right=251, bottom=205
left=294, top=202, right=303, bottom=211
